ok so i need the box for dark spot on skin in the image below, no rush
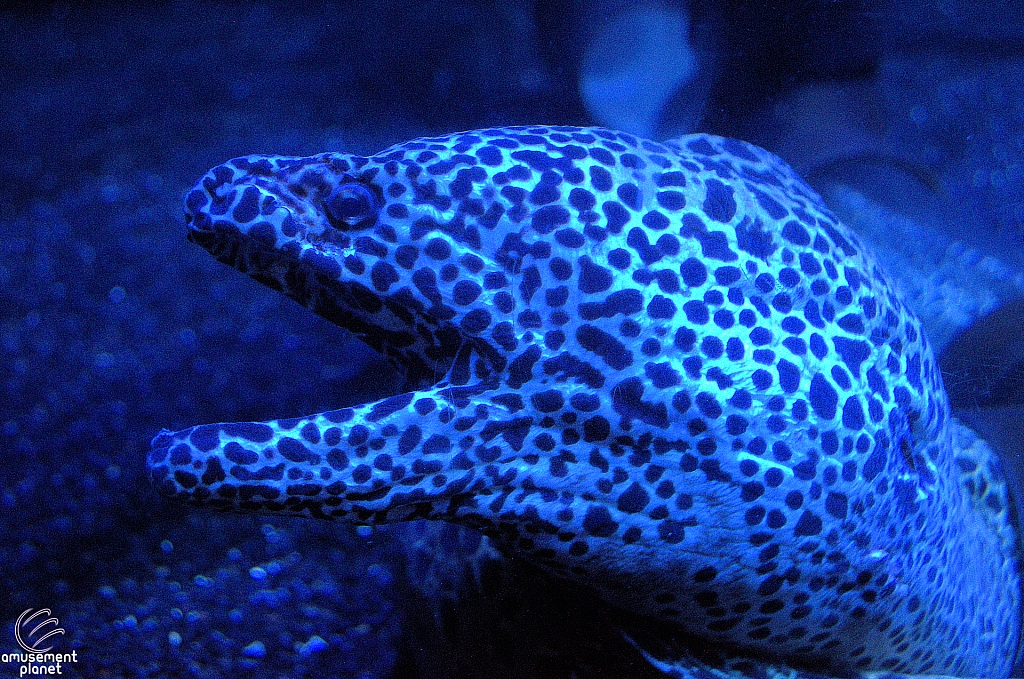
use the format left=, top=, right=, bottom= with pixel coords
left=532, top=205, right=571, bottom=234
left=617, top=482, right=650, bottom=513
left=583, top=505, right=618, bottom=537
left=531, top=390, right=565, bottom=413
left=225, top=442, right=258, bottom=465
left=578, top=256, right=613, bottom=293
left=794, top=511, right=823, bottom=536
left=809, top=373, right=838, bottom=420
left=703, top=179, right=736, bottom=223
left=577, top=325, right=632, bottom=370
left=189, top=425, right=220, bottom=453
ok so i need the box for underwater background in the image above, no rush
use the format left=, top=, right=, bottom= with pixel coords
left=3, top=1, right=1024, bottom=677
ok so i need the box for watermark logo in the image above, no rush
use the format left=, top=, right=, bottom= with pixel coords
left=4, top=608, right=77, bottom=676
left=15, top=609, right=64, bottom=653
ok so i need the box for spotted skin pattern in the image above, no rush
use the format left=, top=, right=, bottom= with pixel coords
left=149, top=127, right=1021, bottom=676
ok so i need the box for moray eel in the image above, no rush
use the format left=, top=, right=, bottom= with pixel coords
left=148, top=126, right=1021, bottom=676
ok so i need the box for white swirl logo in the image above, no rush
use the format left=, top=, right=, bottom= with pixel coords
left=15, top=609, right=64, bottom=653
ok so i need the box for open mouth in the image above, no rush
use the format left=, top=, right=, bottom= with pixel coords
left=149, top=193, right=492, bottom=517
left=184, top=214, right=468, bottom=397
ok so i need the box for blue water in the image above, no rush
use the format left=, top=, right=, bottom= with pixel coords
left=2, top=2, right=1023, bottom=677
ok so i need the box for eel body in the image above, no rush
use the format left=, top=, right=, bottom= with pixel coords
left=148, top=126, right=1021, bottom=676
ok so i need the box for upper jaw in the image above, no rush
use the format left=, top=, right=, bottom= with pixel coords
left=184, top=182, right=466, bottom=395
left=182, top=154, right=496, bottom=394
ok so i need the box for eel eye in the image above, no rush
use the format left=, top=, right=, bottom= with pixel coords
left=325, top=183, right=378, bottom=228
